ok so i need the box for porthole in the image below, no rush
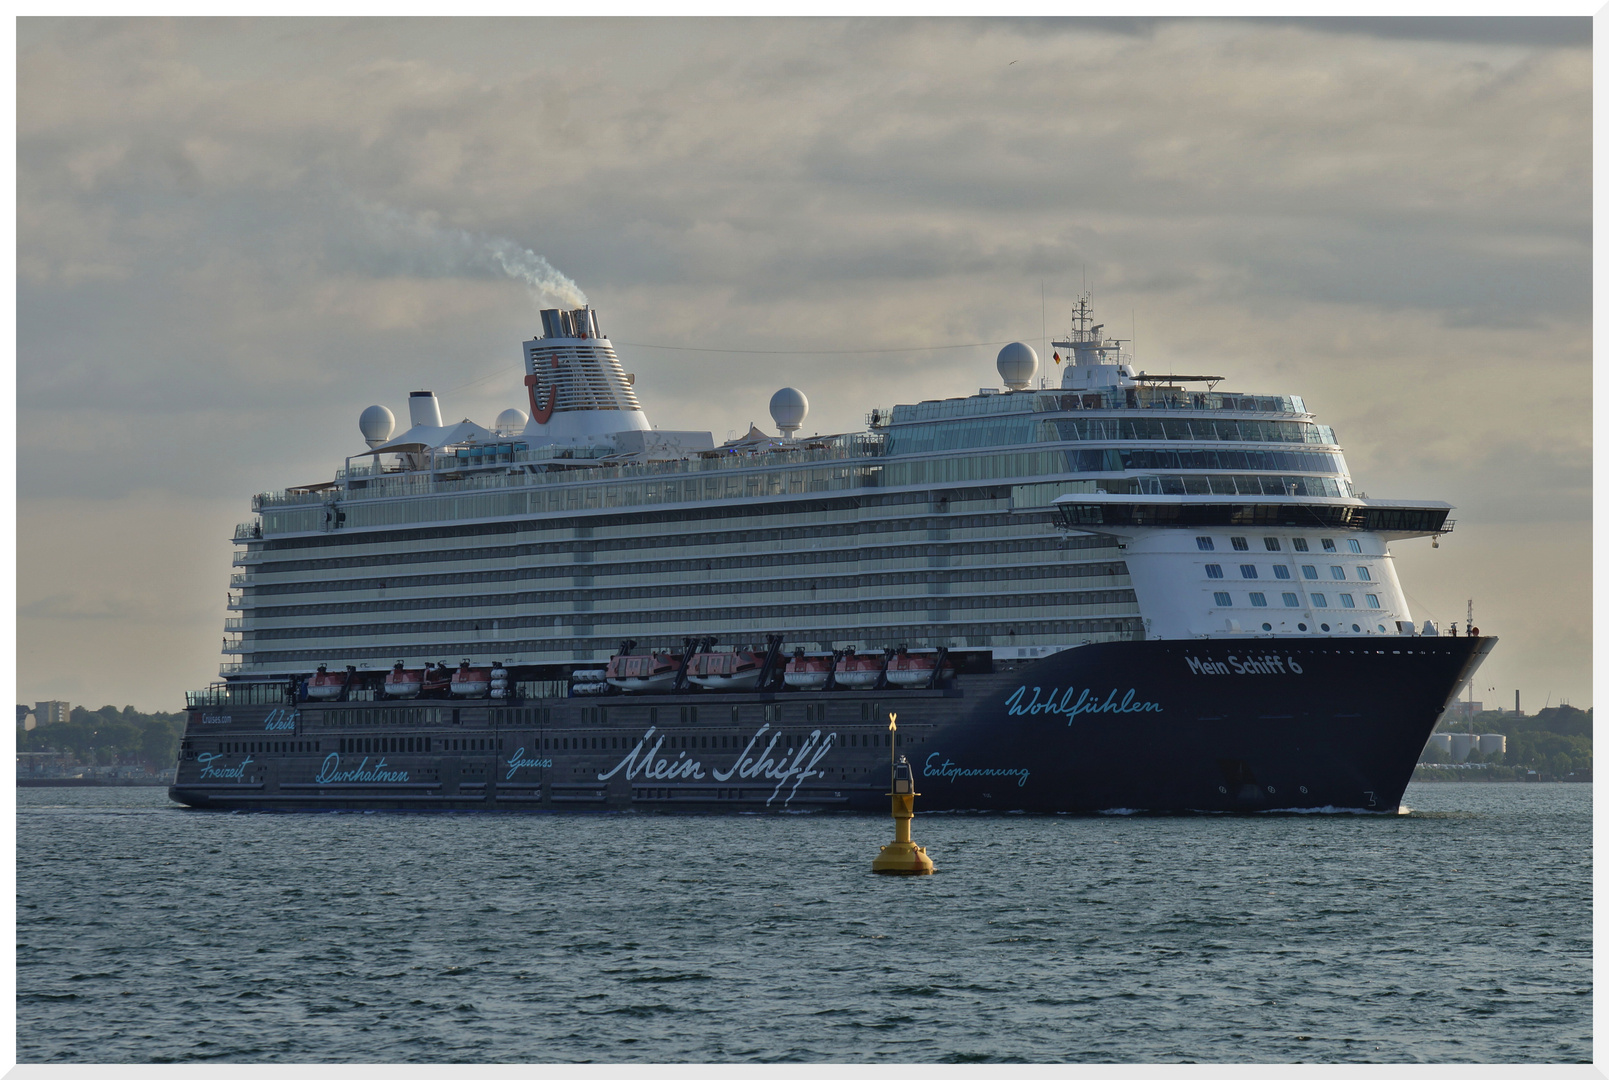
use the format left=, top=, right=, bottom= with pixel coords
left=1297, top=623, right=1307, bottom=632
left=1352, top=624, right=1361, bottom=633
left=1376, top=625, right=1386, bottom=633
left=1299, top=785, right=1308, bottom=794
left=1218, top=785, right=1227, bottom=794
left=1261, top=622, right=1272, bottom=631
left=1320, top=624, right=1330, bottom=632
left=1266, top=785, right=1275, bottom=794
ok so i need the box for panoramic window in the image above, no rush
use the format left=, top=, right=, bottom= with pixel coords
left=1291, top=537, right=1309, bottom=552
left=1301, top=565, right=1318, bottom=580
left=1272, top=565, right=1291, bottom=580
left=1357, top=566, right=1372, bottom=581
left=1240, top=565, right=1258, bottom=579
left=1330, top=565, right=1346, bottom=580
left=1231, top=537, right=1249, bottom=551
left=1249, top=593, right=1268, bottom=607
left=1340, top=594, right=1356, bottom=608
left=1205, top=564, right=1224, bottom=579
left=1196, top=536, right=1215, bottom=551
left=1263, top=537, right=1281, bottom=551
left=1213, top=591, right=1232, bottom=607
left=1366, top=595, right=1382, bottom=609
left=1321, top=538, right=1337, bottom=552
left=1311, top=593, right=1328, bottom=607
left=1347, top=539, right=1362, bottom=553
left=1282, top=592, right=1300, bottom=607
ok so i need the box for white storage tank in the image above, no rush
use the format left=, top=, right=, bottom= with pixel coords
left=1426, top=733, right=1452, bottom=757
left=1449, top=733, right=1479, bottom=762
left=1478, top=734, right=1507, bottom=758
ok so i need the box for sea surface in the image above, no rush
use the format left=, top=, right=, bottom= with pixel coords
left=16, top=782, right=1591, bottom=1063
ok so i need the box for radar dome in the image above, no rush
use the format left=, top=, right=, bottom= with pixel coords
left=495, top=407, right=529, bottom=435
left=769, top=387, right=809, bottom=437
left=359, top=404, right=396, bottom=448
left=996, top=342, right=1038, bottom=390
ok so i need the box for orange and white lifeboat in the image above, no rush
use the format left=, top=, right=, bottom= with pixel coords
left=833, top=649, right=883, bottom=690
left=384, top=662, right=424, bottom=698
left=783, top=650, right=832, bottom=690
left=686, top=648, right=763, bottom=691
left=606, top=652, right=682, bottom=693
left=450, top=660, right=492, bottom=697
left=886, top=649, right=951, bottom=688
left=305, top=665, right=346, bottom=701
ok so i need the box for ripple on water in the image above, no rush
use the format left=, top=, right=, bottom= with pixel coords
left=14, top=782, right=1593, bottom=1063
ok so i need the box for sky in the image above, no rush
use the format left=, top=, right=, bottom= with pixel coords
left=15, top=16, right=1592, bottom=714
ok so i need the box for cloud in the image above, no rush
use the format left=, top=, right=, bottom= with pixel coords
left=15, top=17, right=1592, bottom=711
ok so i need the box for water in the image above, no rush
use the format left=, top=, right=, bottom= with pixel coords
left=16, top=783, right=1590, bottom=1063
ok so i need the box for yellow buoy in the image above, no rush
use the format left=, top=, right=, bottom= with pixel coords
left=872, top=712, right=934, bottom=875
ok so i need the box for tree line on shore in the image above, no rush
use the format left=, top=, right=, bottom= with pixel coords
left=17, top=706, right=185, bottom=771
left=1424, top=704, right=1591, bottom=776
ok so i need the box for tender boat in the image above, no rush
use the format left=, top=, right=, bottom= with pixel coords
left=304, top=665, right=347, bottom=701
left=606, top=651, right=682, bottom=692
left=384, top=662, right=423, bottom=698
left=686, top=648, right=763, bottom=690
left=833, top=649, right=883, bottom=690
left=886, top=648, right=952, bottom=688
left=783, top=649, right=832, bottom=690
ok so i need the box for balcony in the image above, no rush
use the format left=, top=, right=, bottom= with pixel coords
left=234, top=521, right=263, bottom=541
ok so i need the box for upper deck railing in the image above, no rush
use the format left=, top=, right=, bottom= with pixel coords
left=249, top=433, right=886, bottom=511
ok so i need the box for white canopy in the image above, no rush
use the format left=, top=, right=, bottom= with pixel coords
left=364, top=420, right=502, bottom=455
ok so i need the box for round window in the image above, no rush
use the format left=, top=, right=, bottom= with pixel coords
left=1261, top=622, right=1272, bottom=631
left=1320, top=623, right=1330, bottom=632
left=1297, top=623, right=1307, bottom=632
left=1352, top=623, right=1361, bottom=633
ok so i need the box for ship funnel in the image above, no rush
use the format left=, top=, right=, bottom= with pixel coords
left=538, top=307, right=603, bottom=340
left=409, top=390, right=444, bottom=428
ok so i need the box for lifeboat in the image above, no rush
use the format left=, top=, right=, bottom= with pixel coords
left=490, top=664, right=510, bottom=700
left=686, top=648, right=764, bottom=691
left=305, top=665, right=347, bottom=701
left=606, top=651, right=682, bottom=693
left=421, top=663, right=453, bottom=696
left=384, top=662, right=424, bottom=698
left=833, top=649, right=884, bottom=690
left=886, top=648, right=952, bottom=688
left=783, top=649, right=832, bottom=690
left=450, top=660, right=492, bottom=697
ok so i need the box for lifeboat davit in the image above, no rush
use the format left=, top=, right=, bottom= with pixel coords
left=783, top=649, right=832, bottom=690
left=833, top=649, right=883, bottom=690
left=450, top=660, right=491, bottom=697
left=686, top=648, right=763, bottom=691
left=305, top=665, right=347, bottom=701
left=384, top=662, right=423, bottom=698
left=886, top=648, right=951, bottom=688
left=606, top=652, right=682, bottom=693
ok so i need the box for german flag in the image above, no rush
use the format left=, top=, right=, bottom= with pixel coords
left=1053, top=351, right=1061, bottom=364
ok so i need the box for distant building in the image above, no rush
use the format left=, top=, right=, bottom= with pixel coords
left=34, top=701, right=69, bottom=726
left=1444, top=700, right=1484, bottom=722
left=15, top=705, right=35, bottom=731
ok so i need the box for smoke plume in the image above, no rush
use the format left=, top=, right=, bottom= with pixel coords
left=349, top=197, right=587, bottom=308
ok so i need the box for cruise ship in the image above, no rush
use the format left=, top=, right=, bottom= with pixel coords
left=171, top=299, right=1493, bottom=813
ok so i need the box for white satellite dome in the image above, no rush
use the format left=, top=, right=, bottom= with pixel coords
left=359, top=404, right=396, bottom=448
left=495, top=407, right=529, bottom=436
left=997, top=342, right=1038, bottom=390
left=769, top=387, right=809, bottom=437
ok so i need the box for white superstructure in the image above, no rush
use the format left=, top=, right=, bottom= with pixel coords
left=222, top=300, right=1454, bottom=681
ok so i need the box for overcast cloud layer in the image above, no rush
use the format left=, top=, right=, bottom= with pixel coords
left=17, top=17, right=1591, bottom=712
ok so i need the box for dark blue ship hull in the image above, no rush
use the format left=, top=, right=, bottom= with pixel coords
left=170, top=636, right=1492, bottom=814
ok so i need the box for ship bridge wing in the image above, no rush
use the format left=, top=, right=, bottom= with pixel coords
left=1052, top=493, right=1454, bottom=541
